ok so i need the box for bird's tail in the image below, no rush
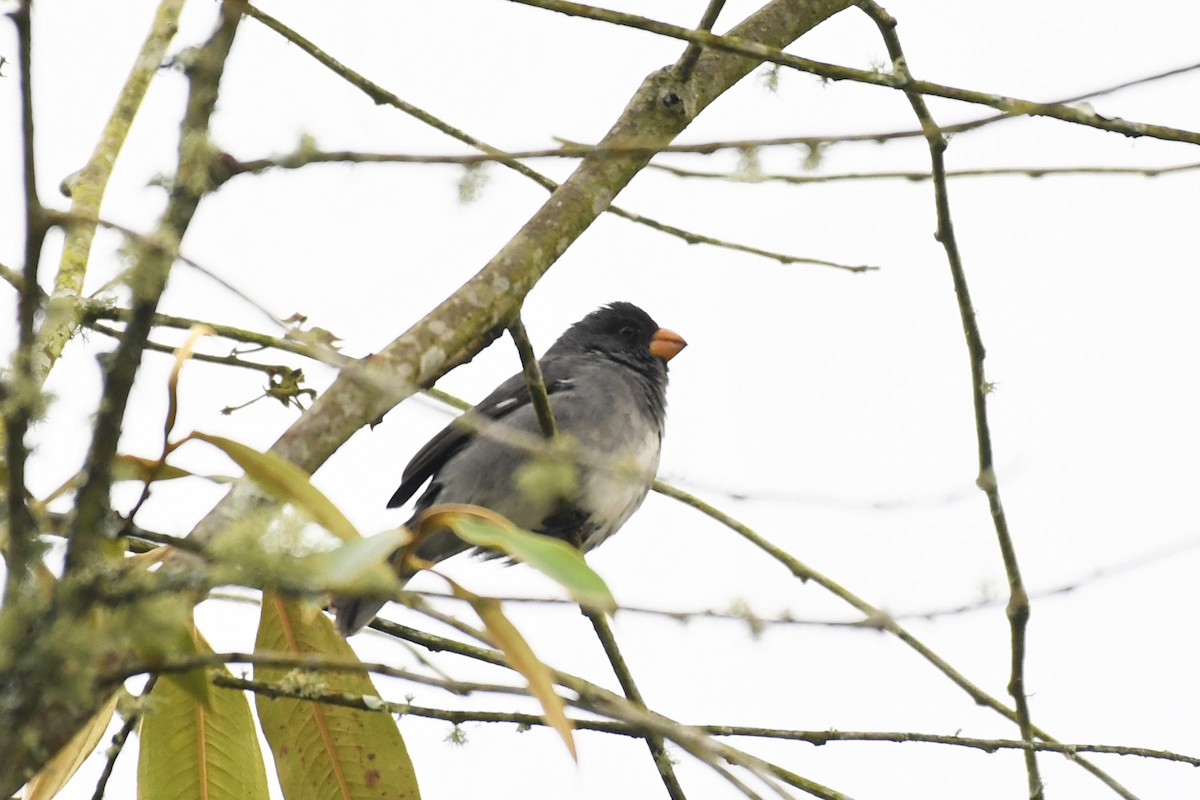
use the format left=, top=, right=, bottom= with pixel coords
left=332, top=594, right=395, bottom=637
left=332, top=522, right=471, bottom=636
left=332, top=538, right=416, bottom=637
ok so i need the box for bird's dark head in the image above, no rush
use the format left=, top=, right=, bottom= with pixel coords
left=552, top=302, right=687, bottom=375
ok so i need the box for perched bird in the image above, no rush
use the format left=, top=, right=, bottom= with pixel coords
left=335, top=302, right=686, bottom=635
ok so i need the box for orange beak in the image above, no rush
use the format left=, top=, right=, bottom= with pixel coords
left=649, top=327, right=687, bottom=361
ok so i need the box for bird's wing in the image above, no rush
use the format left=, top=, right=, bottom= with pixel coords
left=387, top=362, right=576, bottom=508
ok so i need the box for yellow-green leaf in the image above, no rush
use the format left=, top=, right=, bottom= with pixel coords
left=111, top=455, right=194, bottom=483
left=138, top=635, right=269, bottom=800
left=423, top=506, right=615, bottom=612
left=301, top=528, right=407, bottom=595
left=188, top=432, right=361, bottom=542
left=446, top=579, right=576, bottom=759
left=24, top=692, right=119, bottom=800
left=112, top=454, right=234, bottom=484
left=127, top=599, right=210, bottom=708
left=164, top=325, right=214, bottom=442
left=255, top=593, right=421, bottom=799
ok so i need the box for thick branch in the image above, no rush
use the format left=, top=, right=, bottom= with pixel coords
left=240, top=2, right=864, bottom=272
left=189, top=0, right=857, bottom=549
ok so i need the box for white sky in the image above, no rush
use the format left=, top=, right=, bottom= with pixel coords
left=3, top=1, right=1199, bottom=798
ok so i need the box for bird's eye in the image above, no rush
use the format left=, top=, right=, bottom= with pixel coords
left=618, top=325, right=637, bottom=338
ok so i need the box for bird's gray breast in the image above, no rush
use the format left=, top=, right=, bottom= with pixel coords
left=551, top=360, right=664, bottom=550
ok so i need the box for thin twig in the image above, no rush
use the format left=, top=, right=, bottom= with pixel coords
left=116, top=650, right=523, bottom=696
left=704, top=727, right=1200, bottom=767
left=651, top=160, right=1200, bottom=185
left=214, top=657, right=829, bottom=799
left=510, top=0, right=1200, bottom=146
left=239, top=3, right=870, bottom=273
left=0, top=259, right=30, bottom=292
left=652, top=481, right=1140, bottom=800
left=372, top=619, right=840, bottom=799
left=675, top=0, right=727, bottom=82
left=855, top=3, right=1043, bottom=798
left=132, top=640, right=1200, bottom=770
left=587, top=609, right=688, bottom=800
left=90, top=684, right=152, bottom=800
left=82, top=301, right=347, bottom=366
left=86, top=320, right=300, bottom=376
left=57, top=211, right=290, bottom=333
left=509, top=315, right=559, bottom=439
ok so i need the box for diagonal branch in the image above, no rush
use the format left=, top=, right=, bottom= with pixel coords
left=239, top=3, right=867, bottom=272
left=188, top=0, right=859, bottom=550
left=371, top=619, right=846, bottom=800
left=509, top=0, right=1200, bottom=146
left=653, top=481, right=1141, bottom=800
left=587, top=608, right=688, bottom=800
left=675, top=0, right=728, bottom=82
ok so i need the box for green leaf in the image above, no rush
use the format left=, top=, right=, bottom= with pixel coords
left=138, top=635, right=269, bottom=800
left=301, top=528, right=407, bottom=594
left=188, top=432, right=361, bottom=543
left=255, top=593, right=421, bottom=800
left=424, top=507, right=615, bottom=612
left=164, top=325, right=215, bottom=443
left=111, top=455, right=194, bottom=483
left=112, top=454, right=234, bottom=484
left=127, top=599, right=210, bottom=708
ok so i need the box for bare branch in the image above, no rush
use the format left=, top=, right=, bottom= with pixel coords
left=188, top=0, right=861, bottom=562
left=855, top=4, right=1043, bottom=797
left=89, top=685, right=150, bottom=800
left=587, top=608, right=688, bottom=799
left=651, top=160, right=1200, bottom=185
left=239, top=2, right=869, bottom=272
left=703, top=727, right=1200, bottom=767
left=651, top=481, right=1141, bottom=800
left=674, top=0, right=727, bottom=82
left=85, top=320, right=299, bottom=381
left=508, top=0, right=1200, bottom=146
left=509, top=316, right=559, bottom=440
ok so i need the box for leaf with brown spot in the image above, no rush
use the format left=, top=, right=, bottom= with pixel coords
left=254, top=593, right=421, bottom=799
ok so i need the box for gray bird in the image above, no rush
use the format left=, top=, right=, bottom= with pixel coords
left=335, top=302, right=687, bottom=635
